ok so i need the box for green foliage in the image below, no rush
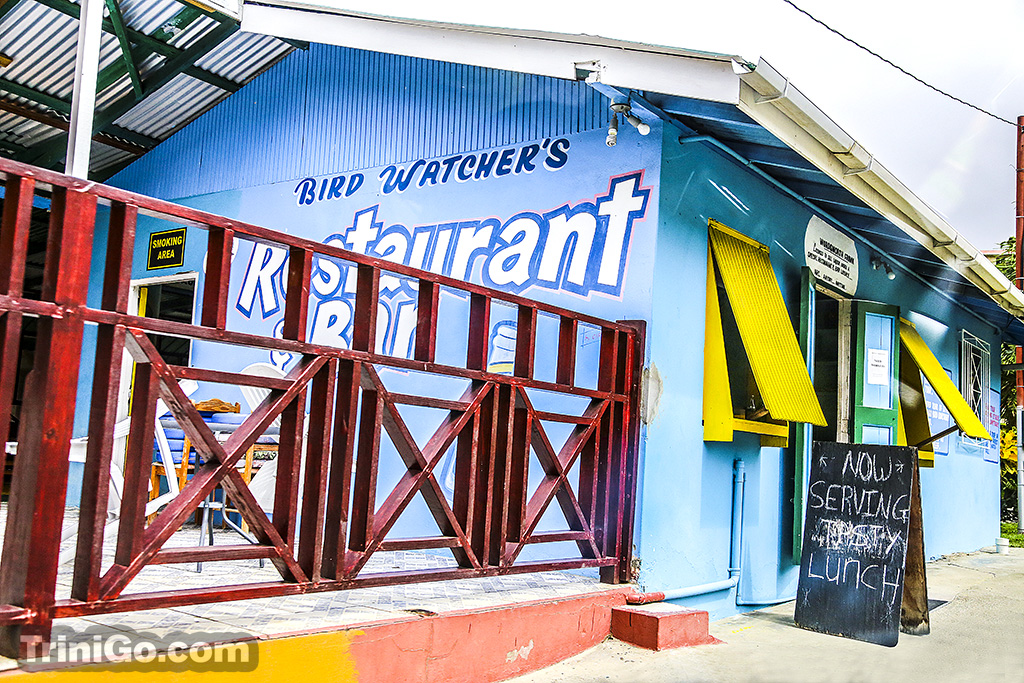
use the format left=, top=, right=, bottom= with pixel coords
left=996, top=237, right=1018, bottom=427
left=1000, top=521, right=1024, bottom=547
left=997, top=237, right=1020, bottom=523
left=1002, top=458, right=1019, bottom=522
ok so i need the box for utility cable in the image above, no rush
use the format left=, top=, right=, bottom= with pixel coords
left=780, top=0, right=1016, bottom=127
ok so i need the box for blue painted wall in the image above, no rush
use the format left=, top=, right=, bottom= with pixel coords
left=640, top=134, right=1001, bottom=618
left=89, top=41, right=1002, bottom=623
left=86, top=43, right=660, bottom=540
left=74, top=42, right=611, bottom=437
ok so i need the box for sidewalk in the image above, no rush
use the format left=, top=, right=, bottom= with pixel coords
left=508, top=548, right=1024, bottom=683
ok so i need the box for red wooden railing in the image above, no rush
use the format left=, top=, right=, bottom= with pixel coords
left=0, top=158, right=644, bottom=657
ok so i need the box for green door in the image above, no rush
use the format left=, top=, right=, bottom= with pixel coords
left=851, top=301, right=900, bottom=444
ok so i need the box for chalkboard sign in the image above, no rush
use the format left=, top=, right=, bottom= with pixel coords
left=794, top=442, right=915, bottom=647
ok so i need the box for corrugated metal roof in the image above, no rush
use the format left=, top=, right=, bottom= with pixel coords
left=0, top=0, right=297, bottom=176
left=114, top=73, right=224, bottom=137
left=118, top=0, right=180, bottom=35
left=196, top=31, right=290, bottom=80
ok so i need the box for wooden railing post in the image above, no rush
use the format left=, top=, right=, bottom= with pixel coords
left=274, top=247, right=314, bottom=550
left=298, top=358, right=337, bottom=581
left=467, top=293, right=489, bottom=371
left=0, top=176, right=33, bottom=483
left=0, top=187, right=96, bottom=657
left=73, top=201, right=135, bottom=602
left=321, top=360, right=360, bottom=579
left=352, top=265, right=379, bottom=353
left=514, top=305, right=536, bottom=379
left=556, top=316, right=577, bottom=386
left=614, top=322, right=645, bottom=583
left=415, top=279, right=439, bottom=362
left=201, top=227, right=233, bottom=329
left=348, top=377, right=381, bottom=555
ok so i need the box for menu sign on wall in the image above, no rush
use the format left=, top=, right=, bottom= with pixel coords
left=804, top=216, right=858, bottom=296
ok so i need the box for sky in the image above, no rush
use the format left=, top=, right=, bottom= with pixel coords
left=294, top=0, right=1024, bottom=250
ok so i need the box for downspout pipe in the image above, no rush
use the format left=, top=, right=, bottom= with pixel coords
left=729, top=459, right=744, bottom=583
left=627, top=460, right=745, bottom=605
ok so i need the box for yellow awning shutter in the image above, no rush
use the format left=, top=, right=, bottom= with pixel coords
left=703, top=220, right=826, bottom=445
left=898, top=320, right=989, bottom=440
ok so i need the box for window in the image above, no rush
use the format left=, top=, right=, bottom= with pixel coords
left=959, top=329, right=991, bottom=446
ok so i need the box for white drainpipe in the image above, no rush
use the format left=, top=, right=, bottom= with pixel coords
left=627, top=460, right=744, bottom=605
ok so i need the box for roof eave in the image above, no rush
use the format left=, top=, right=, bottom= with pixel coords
left=240, top=3, right=1024, bottom=330
left=738, top=59, right=1024, bottom=322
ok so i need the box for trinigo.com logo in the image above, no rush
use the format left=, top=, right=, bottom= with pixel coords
left=21, top=627, right=258, bottom=672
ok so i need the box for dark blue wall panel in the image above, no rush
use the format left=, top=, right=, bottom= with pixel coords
left=111, top=43, right=607, bottom=199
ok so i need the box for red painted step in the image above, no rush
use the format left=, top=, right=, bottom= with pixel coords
left=345, top=588, right=632, bottom=683
left=610, top=603, right=721, bottom=650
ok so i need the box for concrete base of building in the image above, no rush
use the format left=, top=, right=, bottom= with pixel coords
left=344, top=588, right=634, bottom=682
left=610, top=603, right=720, bottom=650
left=2, top=587, right=640, bottom=682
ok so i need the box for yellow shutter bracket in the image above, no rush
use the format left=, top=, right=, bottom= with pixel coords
left=703, top=248, right=734, bottom=442
left=897, top=345, right=936, bottom=467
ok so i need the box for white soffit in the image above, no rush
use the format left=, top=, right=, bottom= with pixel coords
left=239, top=2, right=742, bottom=104
left=195, top=0, right=242, bottom=20
left=737, top=60, right=1024, bottom=316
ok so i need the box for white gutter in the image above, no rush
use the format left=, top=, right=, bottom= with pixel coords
left=736, top=60, right=1024, bottom=319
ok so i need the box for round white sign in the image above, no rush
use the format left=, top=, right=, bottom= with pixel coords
left=804, top=216, right=858, bottom=296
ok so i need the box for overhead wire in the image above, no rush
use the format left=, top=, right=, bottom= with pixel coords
left=780, top=0, right=1017, bottom=127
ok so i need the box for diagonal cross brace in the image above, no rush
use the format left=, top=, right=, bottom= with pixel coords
left=98, top=330, right=321, bottom=598
left=371, top=372, right=480, bottom=569
left=103, top=0, right=143, bottom=97
left=345, top=369, right=491, bottom=577
left=504, top=391, right=608, bottom=565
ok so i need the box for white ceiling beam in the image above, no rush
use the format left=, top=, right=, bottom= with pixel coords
left=240, top=2, right=741, bottom=105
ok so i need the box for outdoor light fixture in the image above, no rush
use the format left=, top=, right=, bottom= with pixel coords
left=606, top=112, right=619, bottom=147
left=607, top=102, right=650, bottom=147
left=626, top=112, right=650, bottom=135
left=871, top=255, right=896, bottom=280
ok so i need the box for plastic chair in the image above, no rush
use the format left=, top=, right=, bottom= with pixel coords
left=55, top=379, right=198, bottom=567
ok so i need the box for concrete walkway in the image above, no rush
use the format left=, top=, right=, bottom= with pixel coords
left=509, top=548, right=1024, bottom=682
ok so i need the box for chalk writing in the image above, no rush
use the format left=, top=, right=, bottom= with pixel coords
left=795, top=442, right=915, bottom=647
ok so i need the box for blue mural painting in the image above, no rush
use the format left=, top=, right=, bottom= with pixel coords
left=182, top=128, right=660, bottom=379
left=157, top=127, right=661, bottom=544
